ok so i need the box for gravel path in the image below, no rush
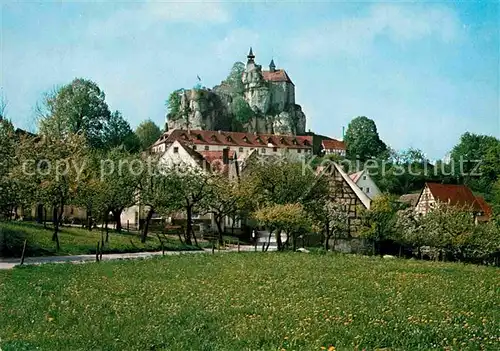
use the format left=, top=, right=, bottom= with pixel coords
left=0, top=245, right=258, bottom=270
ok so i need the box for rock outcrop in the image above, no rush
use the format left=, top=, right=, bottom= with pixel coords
left=166, top=49, right=307, bottom=135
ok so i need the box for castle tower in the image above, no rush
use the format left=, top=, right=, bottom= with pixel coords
left=247, top=47, right=255, bottom=64
left=269, top=59, right=276, bottom=72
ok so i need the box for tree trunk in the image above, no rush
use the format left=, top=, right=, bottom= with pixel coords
left=141, top=207, right=154, bottom=243
left=105, top=211, right=109, bottom=243
left=112, top=210, right=122, bottom=233
left=324, top=234, right=330, bottom=251
left=185, top=206, right=193, bottom=246
left=87, top=203, right=93, bottom=232
left=52, top=203, right=63, bottom=251
left=276, top=230, right=282, bottom=251
left=292, top=233, right=297, bottom=252
left=215, top=217, right=224, bottom=246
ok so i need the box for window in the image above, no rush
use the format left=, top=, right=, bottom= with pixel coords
left=363, top=176, right=366, bottom=180
left=273, top=147, right=278, bottom=152
left=366, top=187, right=370, bottom=193
left=239, top=147, right=244, bottom=153
left=261, top=148, right=266, bottom=154
left=297, top=149, right=302, bottom=154
left=204, top=146, right=209, bottom=151
left=173, top=147, right=179, bottom=153
left=192, top=145, right=197, bottom=150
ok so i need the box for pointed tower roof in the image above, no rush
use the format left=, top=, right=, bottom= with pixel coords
left=247, top=47, right=255, bottom=64
left=269, top=58, right=276, bottom=72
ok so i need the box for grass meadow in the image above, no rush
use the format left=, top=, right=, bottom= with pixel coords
left=0, top=253, right=498, bottom=350
left=0, top=221, right=201, bottom=257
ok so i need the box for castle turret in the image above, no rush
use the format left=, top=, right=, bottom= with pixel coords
left=269, top=59, right=276, bottom=72
left=247, top=47, right=255, bottom=64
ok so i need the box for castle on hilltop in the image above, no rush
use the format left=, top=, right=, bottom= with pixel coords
left=166, top=48, right=306, bottom=135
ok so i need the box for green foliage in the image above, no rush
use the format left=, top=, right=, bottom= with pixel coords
left=223, top=61, right=245, bottom=96
left=395, top=204, right=500, bottom=263
left=38, top=78, right=111, bottom=149
left=0, top=119, right=18, bottom=217
left=344, top=116, right=387, bottom=161
left=135, top=119, right=162, bottom=151
left=231, top=96, right=254, bottom=124
left=360, top=194, right=401, bottom=247
left=450, top=132, right=500, bottom=196
left=166, top=89, right=184, bottom=120
left=1, top=254, right=498, bottom=350
left=103, top=111, right=140, bottom=152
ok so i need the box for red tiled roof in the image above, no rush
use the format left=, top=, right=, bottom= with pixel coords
left=349, top=170, right=364, bottom=183
left=475, top=196, right=493, bottom=219
left=155, top=129, right=313, bottom=150
left=426, top=183, right=482, bottom=212
left=322, top=139, right=346, bottom=151
left=262, top=69, right=293, bottom=84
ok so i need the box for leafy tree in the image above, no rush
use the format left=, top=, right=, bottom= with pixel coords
left=254, top=203, right=312, bottom=251
left=13, top=134, right=88, bottom=250
left=166, top=89, right=185, bottom=120
left=359, top=194, right=401, bottom=255
left=167, top=165, right=213, bottom=246
left=138, top=157, right=179, bottom=243
left=104, top=111, right=140, bottom=152
left=450, top=132, right=500, bottom=194
left=135, top=119, right=162, bottom=151
left=223, top=62, right=245, bottom=96
left=98, top=148, right=142, bottom=233
left=208, top=175, right=254, bottom=245
left=0, top=118, right=18, bottom=218
left=231, top=96, right=254, bottom=125
left=38, top=78, right=112, bottom=149
left=313, top=201, right=349, bottom=251
left=344, top=116, right=387, bottom=161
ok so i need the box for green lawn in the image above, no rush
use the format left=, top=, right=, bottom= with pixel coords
left=0, top=253, right=498, bottom=350
left=0, top=221, right=202, bottom=257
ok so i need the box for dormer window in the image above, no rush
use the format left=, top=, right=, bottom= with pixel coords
left=292, top=139, right=298, bottom=145
left=255, top=136, right=263, bottom=144
left=196, top=134, right=203, bottom=140
left=280, top=137, right=286, bottom=144
left=226, top=136, right=233, bottom=143
left=303, top=140, right=310, bottom=146
left=210, top=135, right=217, bottom=142
left=243, top=136, right=250, bottom=143
left=181, top=133, right=189, bottom=140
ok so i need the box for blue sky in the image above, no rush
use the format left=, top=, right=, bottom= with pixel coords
left=1, top=1, right=498, bottom=159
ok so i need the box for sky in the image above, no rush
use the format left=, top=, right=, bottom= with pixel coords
left=1, top=0, right=499, bottom=159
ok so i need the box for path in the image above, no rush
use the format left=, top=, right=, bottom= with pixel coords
left=0, top=245, right=257, bottom=270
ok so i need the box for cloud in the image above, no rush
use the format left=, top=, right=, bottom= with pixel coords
left=87, top=1, right=230, bottom=38
left=291, top=4, right=461, bottom=58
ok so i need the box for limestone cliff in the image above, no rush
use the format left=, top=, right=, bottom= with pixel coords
left=166, top=50, right=307, bottom=135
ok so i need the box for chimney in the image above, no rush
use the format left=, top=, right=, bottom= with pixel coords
left=222, top=148, right=229, bottom=165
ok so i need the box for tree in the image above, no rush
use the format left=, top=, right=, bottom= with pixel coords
left=314, top=201, right=349, bottom=251
left=359, top=194, right=401, bottom=255
left=38, top=78, right=111, bottom=149
left=450, top=132, right=500, bottom=195
left=98, top=148, right=142, bottom=233
left=167, top=165, right=213, bottom=246
left=223, top=62, right=245, bottom=96
left=231, top=96, right=254, bottom=126
left=13, top=134, right=88, bottom=250
left=344, top=116, right=387, bottom=161
left=254, top=203, right=312, bottom=251
left=138, top=157, right=178, bottom=243
left=103, top=111, right=140, bottom=152
left=135, top=120, right=162, bottom=151
left=208, top=175, right=253, bottom=245
left=0, top=118, right=18, bottom=218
